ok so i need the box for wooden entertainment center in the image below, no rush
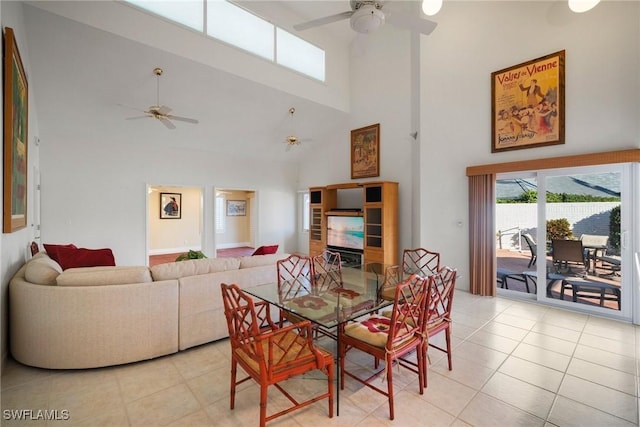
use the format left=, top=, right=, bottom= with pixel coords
left=308, top=181, right=398, bottom=267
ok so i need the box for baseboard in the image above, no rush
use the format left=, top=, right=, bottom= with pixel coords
left=216, top=242, right=251, bottom=250
left=149, top=246, right=201, bottom=256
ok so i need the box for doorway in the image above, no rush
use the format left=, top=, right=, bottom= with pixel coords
left=147, top=185, right=204, bottom=266
left=214, top=188, right=256, bottom=257
left=496, top=164, right=634, bottom=321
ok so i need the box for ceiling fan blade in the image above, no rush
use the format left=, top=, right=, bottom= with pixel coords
left=118, top=103, right=146, bottom=113
left=293, top=11, right=353, bottom=31
left=167, top=115, right=199, bottom=124
left=156, top=105, right=172, bottom=115
left=385, top=9, right=438, bottom=35
left=159, top=118, right=176, bottom=129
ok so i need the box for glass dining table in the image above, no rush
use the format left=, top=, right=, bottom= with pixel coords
left=243, top=264, right=395, bottom=415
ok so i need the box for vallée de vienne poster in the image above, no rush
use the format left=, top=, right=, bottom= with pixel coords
left=491, top=50, right=565, bottom=153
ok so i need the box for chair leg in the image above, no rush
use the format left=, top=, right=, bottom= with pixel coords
left=386, top=353, right=395, bottom=420
left=327, top=362, right=335, bottom=418
left=259, top=384, right=268, bottom=427
left=230, top=358, right=237, bottom=409
left=446, top=328, right=453, bottom=371
left=339, top=343, right=346, bottom=390
left=423, top=342, right=429, bottom=386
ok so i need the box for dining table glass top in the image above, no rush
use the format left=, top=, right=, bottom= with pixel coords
left=244, top=265, right=394, bottom=329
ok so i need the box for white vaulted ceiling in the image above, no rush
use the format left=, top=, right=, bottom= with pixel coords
left=22, top=1, right=364, bottom=161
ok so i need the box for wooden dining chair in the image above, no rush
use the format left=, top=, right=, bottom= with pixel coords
left=276, top=254, right=315, bottom=325
left=220, top=283, right=334, bottom=427
left=339, top=274, right=429, bottom=420
left=403, top=248, right=441, bottom=277
left=377, top=264, right=402, bottom=301
left=378, top=248, right=439, bottom=302
left=312, top=249, right=343, bottom=292
left=423, top=266, right=457, bottom=386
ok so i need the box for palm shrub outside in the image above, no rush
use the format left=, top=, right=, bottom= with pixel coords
left=609, top=205, right=621, bottom=254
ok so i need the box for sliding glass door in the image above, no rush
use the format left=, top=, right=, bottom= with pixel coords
left=538, top=164, right=631, bottom=319
left=497, top=163, right=634, bottom=321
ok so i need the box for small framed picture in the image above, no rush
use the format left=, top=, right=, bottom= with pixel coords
left=351, top=123, right=380, bottom=179
left=227, top=200, right=246, bottom=216
left=160, top=192, right=181, bottom=219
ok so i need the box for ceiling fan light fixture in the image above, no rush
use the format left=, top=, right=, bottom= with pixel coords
left=568, top=0, right=600, bottom=13
left=421, top=0, right=442, bottom=16
left=350, top=5, right=385, bottom=34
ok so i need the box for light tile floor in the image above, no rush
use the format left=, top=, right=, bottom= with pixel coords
left=2, top=290, right=639, bottom=426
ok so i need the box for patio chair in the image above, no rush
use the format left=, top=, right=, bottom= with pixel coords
left=220, top=283, right=334, bottom=427
left=521, top=233, right=537, bottom=268
left=552, top=239, right=588, bottom=276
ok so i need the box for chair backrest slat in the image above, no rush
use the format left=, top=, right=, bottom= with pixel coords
left=277, top=254, right=314, bottom=300
left=312, top=250, right=343, bottom=292
left=426, top=266, right=457, bottom=328
left=403, top=248, right=441, bottom=277
left=385, top=274, right=429, bottom=349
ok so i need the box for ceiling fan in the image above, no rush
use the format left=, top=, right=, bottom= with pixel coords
left=282, top=107, right=311, bottom=151
left=293, top=0, right=437, bottom=35
left=124, top=68, right=199, bottom=130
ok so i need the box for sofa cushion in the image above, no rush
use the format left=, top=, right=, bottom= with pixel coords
left=251, top=245, right=279, bottom=256
left=56, top=266, right=152, bottom=286
left=43, top=243, right=77, bottom=265
left=24, top=254, right=63, bottom=286
left=150, top=257, right=241, bottom=281
left=56, top=247, right=116, bottom=270
left=239, top=254, right=285, bottom=269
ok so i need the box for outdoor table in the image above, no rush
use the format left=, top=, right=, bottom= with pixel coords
left=582, top=243, right=608, bottom=274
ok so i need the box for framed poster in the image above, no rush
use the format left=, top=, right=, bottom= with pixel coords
left=351, top=123, right=380, bottom=179
left=227, top=200, right=246, bottom=216
left=3, top=27, right=29, bottom=233
left=491, top=50, right=565, bottom=153
left=160, top=192, right=181, bottom=219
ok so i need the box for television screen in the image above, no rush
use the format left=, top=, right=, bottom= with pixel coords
left=327, top=216, right=364, bottom=252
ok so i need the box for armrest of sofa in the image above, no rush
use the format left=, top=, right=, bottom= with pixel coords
left=9, top=278, right=179, bottom=369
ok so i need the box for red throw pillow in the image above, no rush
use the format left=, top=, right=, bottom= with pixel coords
left=56, top=247, right=116, bottom=270
left=251, top=245, right=279, bottom=256
left=43, top=243, right=78, bottom=265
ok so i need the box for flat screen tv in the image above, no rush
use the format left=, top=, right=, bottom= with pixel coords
left=327, top=216, right=364, bottom=252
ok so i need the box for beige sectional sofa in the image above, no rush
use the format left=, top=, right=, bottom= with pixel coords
left=9, top=252, right=285, bottom=369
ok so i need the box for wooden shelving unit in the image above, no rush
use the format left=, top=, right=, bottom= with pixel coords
left=308, top=181, right=398, bottom=266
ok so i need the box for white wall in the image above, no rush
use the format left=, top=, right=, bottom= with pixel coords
left=29, top=0, right=351, bottom=113
left=0, top=1, right=41, bottom=372
left=299, top=23, right=416, bottom=260
left=418, top=1, right=639, bottom=291
left=299, top=1, right=639, bottom=292
left=38, top=140, right=298, bottom=265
